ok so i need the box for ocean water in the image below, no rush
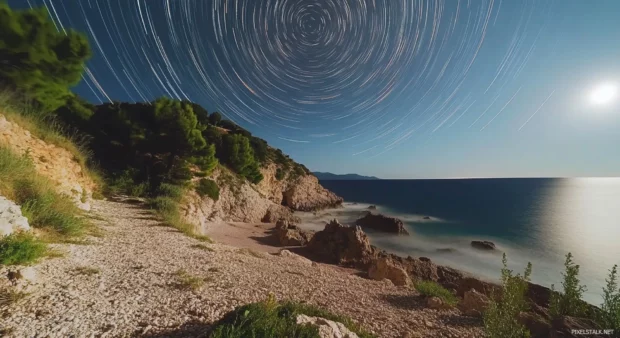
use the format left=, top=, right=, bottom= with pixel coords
left=298, top=178, right=620, bottom=305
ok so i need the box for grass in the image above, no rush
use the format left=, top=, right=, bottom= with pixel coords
left=195, top=178, right=219, bottom=201
left=0, top=145, right=88, bottom=236
left=191, top=244, right=215, bottom=252
left=209, top=296, right=376, bottom=338
left=0, top=92, right=104, bottom=195
left=0, top=288, right=28, bottom=307
left=414, top=280, right=459, bottom=307
left=73, top=266, right=100, bottom=276
left=0, top=232, right=46, bottom=265
left=173, top=269, right=205, bottom=291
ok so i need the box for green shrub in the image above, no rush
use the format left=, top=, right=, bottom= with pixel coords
left=415, top=280, right=458, bottom=306
left=598, top=265, right=620, bottom=332
left=157, top=183, right=185, bottom=201
left=483, top=253, right=532, bottom=338
left=0, top=232, right=47, bottom=265
left=275, top=168, right=286, bottom=181
left=196, top=179, right=219, bottom=201
left=209, top=112, right=222, bottom=126
left=549, top=252, right=588, bottom=319
left=210, top=297, right=375, bottom=338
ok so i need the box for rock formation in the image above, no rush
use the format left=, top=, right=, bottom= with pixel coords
left=0, top=195, right=30, bottom=237
left=459, top=289, right=490, bottom=317
left=471, top=240, right=496, bottom=251
left=354, top=213, right=409, bottom=235
left=368, top=256, right=411, bottom=286
left=306, top=219, right=377, bottom=269
left=274, top=219, right=314, bottom=246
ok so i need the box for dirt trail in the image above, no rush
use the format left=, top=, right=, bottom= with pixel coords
left=1, top=198, right=483, bottom=338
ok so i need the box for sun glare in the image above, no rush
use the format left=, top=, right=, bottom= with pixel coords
left=589, top=83, right=618, bottom=106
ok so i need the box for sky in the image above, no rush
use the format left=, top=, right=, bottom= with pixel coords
left=11, top=0, right=620, bottom=179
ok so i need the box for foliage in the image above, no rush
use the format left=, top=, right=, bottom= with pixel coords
left=275, top=168, right=286, bottom=181
left=196, top=179, right=219, bottom=201
left=598, top=265, right=620, bottom=332
left=0, top=232, right=46, bottom=265
left=0, top=3, right=91, bottom=111
left=174, top=269, right=205, bottom=291
left=209, top=112, right=222, bottom=126
left=219, top=119, right=238, bottom=131
left=210, top=296, right=376, bottom=338
left=220, top=134, right=263, bottom=184
left=483, top=253, right=532, bottom=338
left=0, top=145, right=86, bottom=236
left=549, top=252, right=588, bottom=319
left=250, top=137, right=268, bottom=163
left=415, top=280, right=458, bottom=306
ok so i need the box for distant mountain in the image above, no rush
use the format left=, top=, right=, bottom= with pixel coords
left=313, top=172, right=380, bottom=180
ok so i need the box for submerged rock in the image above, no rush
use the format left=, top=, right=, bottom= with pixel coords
left=354, top=213, right=409, bottom=235
left=470, top=240, right=496, bottom=251
left=367, top=205, right=377, bottom=210
left=423, top=216, right=431, bottom=220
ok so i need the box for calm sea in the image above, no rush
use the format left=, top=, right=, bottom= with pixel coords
left=298, top=178, right=620, bottom=305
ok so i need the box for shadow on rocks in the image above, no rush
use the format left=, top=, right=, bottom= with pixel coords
left=438, top=313, right=483, bottom=328
left=136, top=320, right=212, bottom=338
left=380, top=294, right=427, bottom=311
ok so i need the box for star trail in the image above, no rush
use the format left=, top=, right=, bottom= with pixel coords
left=13, top=0, right=571, bottom=164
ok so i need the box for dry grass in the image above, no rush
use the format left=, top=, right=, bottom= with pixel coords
left=0, top=288, right=28, bottom=307
left=73, top=266, right=100, bottom=276
left=173, top=269, right=206, bottom=291
left=236, top=248, right=264, bottom=259
left=191, top=244, right=214, bottom=252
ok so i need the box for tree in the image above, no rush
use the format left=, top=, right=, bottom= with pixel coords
left=185, top=101, right=209, bottom=126
left=0, top=3, right=91, bottom=111
left=549, top=252, right=588, bottom=318
left=598, top=265, right=620, bottom=332
left=209, top=111, right=222, bottom=126
left=219, top=119, right=238, bottom=131
left=220, top=133, right=263, bottom=183
left=250, top=137, right=268, bottom=163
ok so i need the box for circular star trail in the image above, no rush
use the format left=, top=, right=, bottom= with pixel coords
left=22, top=0, right=555, bottom=157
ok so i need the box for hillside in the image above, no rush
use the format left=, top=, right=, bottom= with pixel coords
left=313, top=172, right=381, bottom=180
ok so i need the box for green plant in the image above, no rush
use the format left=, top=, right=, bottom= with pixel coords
left=0, top=3, right=91, bottom=112
left=174, top=269, right=205, bottom=291
left=549, top=252, right=588, bottom=319
left=598, top=265, right=620, bottom=331
left=210, top=296, right=376, bottom=338
left=483, top=253, right=532, bottom=338
left=275, top=168, right=286, bottom=181
left=414, top=280, right=458, bottom=306
left=196, top=179, right=219, bottom=201
left=0, top=232, right=46, bottom=265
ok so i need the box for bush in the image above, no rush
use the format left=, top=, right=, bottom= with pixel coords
left=483, top=253, right=532, bottom=338
left=209, top=112, right=222, bottom=126
left=0, top=232, right=47, bottom=265
left=220, top=134, right=263, bottom=183
left=549, top=252, right=588, bottom=319
left=210, top=296, right=376, bottom=338
left=414, top=280, right=458, bottom=306
left=275, top=168, right=286, bottom=181
left=0, top=2, right=91, bottom=112
left=196, top=179, right=219, bottom=201
left=599, top=265, right=620, bottom=332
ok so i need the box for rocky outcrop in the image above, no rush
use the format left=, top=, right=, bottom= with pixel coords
left=0, top=115, right=96, bottom=210
left=0, top=195, right=30, bottom=237
left=296, top=315, right=359, bottom=338
left=471, top=240, right=496, bottom=251
left=368, top=256, right=411, bottom=286
left=459, top=289, right=490, bottom=317
left=355, top=213, right=409, bottom=235
left=262, top=205, right=301, bottom=224
left=274, top=219, right=314, bottom=246
left=257, top=163, right=343, bottom=211
left=306, top=220, right=377, bottom=269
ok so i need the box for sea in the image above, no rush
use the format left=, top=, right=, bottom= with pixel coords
left=295, top=178, right=620, bottom=305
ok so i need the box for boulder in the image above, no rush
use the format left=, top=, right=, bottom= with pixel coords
left=385, top=255, right=440, bottom=282
left=354, top=213, right=409, bottom=235
left=367, top=205, right=377, bottom=210
left=283, top=175, right=343, bottom=211
left=426, top=296, right=449, bottom=310
left=0, top=196, right=30, bottom=237
left=277, top=249, right=313, bottom=266
left=306, top=219, right=377, bottom=269
left=456, top=277, right=500, bottom=298
left=368, top=256, right=411, bottom=286
left=459, top=289, right=490, bottom=317
left=262, top=205, right=301, bottom=224
left=296, top=314, right=359, bottom=338
left=274, top=219, right=314, bottom=246
left=423, top=216, right=431, bottom=220
left=471, top=240, right=496, bottom=251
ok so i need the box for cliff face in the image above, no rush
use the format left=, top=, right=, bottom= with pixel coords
left=181, top=161, right=343, bottom=230
left=0, top=114, right=96, bottom=210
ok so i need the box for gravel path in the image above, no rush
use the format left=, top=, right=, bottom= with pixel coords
left=1, top=198, right=483, bottom=338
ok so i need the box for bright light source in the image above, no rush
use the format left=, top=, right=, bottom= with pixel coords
left=589, top=83, right=618, bottom=106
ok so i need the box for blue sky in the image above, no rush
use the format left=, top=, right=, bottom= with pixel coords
left=12, top=0, right=620, bottom=178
